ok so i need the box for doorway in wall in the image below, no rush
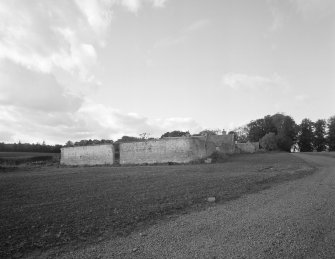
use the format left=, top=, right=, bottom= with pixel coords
left=114, top=143, right=120, bottom=164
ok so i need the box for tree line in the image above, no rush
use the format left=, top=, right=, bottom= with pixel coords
left=0, top=142, right=62, bottom=153
left=229, top=114, right=335, bottom=152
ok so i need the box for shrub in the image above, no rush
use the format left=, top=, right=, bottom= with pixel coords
left=277, top=135, right=293, bottom=152
left=208, top=151, right=228, bottom=163
left=260, top=133, right=278, bottom=151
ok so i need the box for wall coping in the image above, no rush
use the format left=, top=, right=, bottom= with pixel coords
left=61, top=144, right=114, bottom=151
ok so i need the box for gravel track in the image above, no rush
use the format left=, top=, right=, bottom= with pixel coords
left=42, top=153, right=335, bottom=258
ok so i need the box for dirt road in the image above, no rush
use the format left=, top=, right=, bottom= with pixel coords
left=55, top=153, right=335, bottom=259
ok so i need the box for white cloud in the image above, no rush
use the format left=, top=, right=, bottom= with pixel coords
left=74, top=0, right=168, bottom=17
left=295, top=94, right=309, bottom=102
left=0, top=0, right=190, bottom=144
left=0, top=98, right=202, bottom=144
left=155, top=18, right=210, bottom=48
left=152, top=0, right=167, bottom=7
left=186, top=19, right=211, bottom=33
left=154, top=117, right=202, bottom=133
left=75, top=100, right=202, bottom=140
left=73, top=0, right=114, bottom=33
left=0, top=0, right=99, bottom=82
left=121, top=0, right=142, bottom=12
left=120, top=0, right=169, bottom=12
left=267, top=0, right=335, bottom=33
left=290, top=0, right=335, bottom=20
left=0, top=0, right=170, bottom=81
left=51, top=27, right=98, bottom=81
left=0, top=60, right=83, bottom=112
left=0, top=68, right=201, bottom=144
left=269, top=5, right=284, bottom=31
left=222, top=73, right=290, bottom=92
left=0, top=130, right=13, bottom=142
left=291, top=0, right=335, bottom=17
left=154, top=35, right=187, bottom=48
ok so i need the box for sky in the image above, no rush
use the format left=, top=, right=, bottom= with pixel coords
left=0, top=0, right=334, bottom=144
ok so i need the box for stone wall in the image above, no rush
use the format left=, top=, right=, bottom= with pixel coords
left=235, top=142, right=259, bottom=154
left=59, top=134, right=252, bottom=166
left=61, top=144, right=114, bottom=166
left=208, top=134, right=235, bottom=154
left=120, top=137, right=217, bottom=165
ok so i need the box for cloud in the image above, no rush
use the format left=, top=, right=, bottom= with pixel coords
left=221, top=72, right=297, bottom=117
left=154, top=19, right=210, bottom=48
left=154, top=36, right=187, bottom=48
left=0, top=60, right=83, bottom=112
left=75, top=100, right=202, bottom=139
left=0, top=0, right=170, bottom=81
left=74, top=0, right=168, bottom=17
left=0, top=93, right=202, bottom=144
left=185, top=19, right=211, bottom=33
left=290, top=0, right=335, bottom=20
left=267, top=0, right=335, bottom=33
left=120, top=0, right=168, bottom=12
left=295, top=94, right=309, bottom=102
left=0, top=0, right=175, bottom=144
left=73, top=0, right=114, bottom=33
left=269, top=5, right=285, bottom=31
left=0, top=130, right=13, bottom=142
left=0, top=0, right=100, bottom=83
left=222, top=73, right=290, bottom=92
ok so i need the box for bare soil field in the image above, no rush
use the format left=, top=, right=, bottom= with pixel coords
left=0, top=152, right=314, bottom=258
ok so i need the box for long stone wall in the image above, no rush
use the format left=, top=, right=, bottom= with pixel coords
left=59, top=135, right=255, bottom=166
left=60, top=144, right=114, bottom=166
left=119, top=137, right=217, bottom=165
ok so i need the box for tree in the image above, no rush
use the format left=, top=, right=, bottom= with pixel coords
left=263, top=115, right=277, bottom=134
left=161, top=131, right=189, bottom=138
left=277, top=115, right=298, bottom=140
left=65, top=140, right=74, bottom=147
left=72, top=139, right=114, bottom=146
left=198, top=129, right=221, bottom=136
left=116, top=136, right=141, bottom=143
left=92, top=139, right=100, bottom=145
left=228, top=131, right=238, bottom=142
left=233, top=126, right=249, bottom=143
left=247, top=119, right=266, bottom=142
left=75, top=139, right=88, bottom=146
left=328, top=116, right=335, bottom=151
left=277, top=136, right=293, bottom=152
left=298, top=118, right=314, bottom=152
left=260, top=132, right=278, bottom=151
left=246, top=113, right=298, bottom=151
left=271, top=113, right=286, bottom=134
left=314, top=119, right=327, bottom=152
left=276, top=115, right=298, bottom=152
left=100, top=139, right=113, bottom=144
left=0, top=141, right=61, bottom=152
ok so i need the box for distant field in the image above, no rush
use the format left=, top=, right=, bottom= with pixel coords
left=0, top=153, right=314, bottom=258
left=0, top=152, right=60, bottom=165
